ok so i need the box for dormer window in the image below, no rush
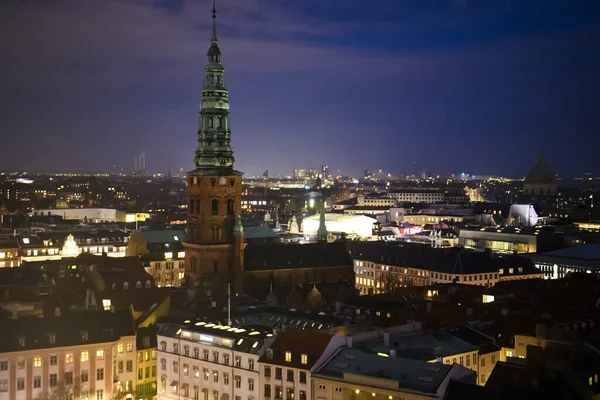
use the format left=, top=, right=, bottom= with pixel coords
left=123, top=282, right=129, bottom=290
left=80, top=331, right=88, bottom=341
left=136, top=281, right=141, bottom=289
left=146, top=280, right=151, bottom=289
left=17, top=336, right=26, bottom=347
left=266, top=349, right=273, bottom=360
left=285, top=352, right=292, bottom=362
left=48, top=333, right=56, bottom=344
left=301, top=354, right=308, bottom=364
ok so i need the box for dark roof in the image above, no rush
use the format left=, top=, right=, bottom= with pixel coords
left=0, top=310, right=135, bottom=353
left=348, top=241, right=533, bottom=275
left=525, top=153, right=556, bottom=183
left=258, top=329, right=333, bottom=369
left=444, top=379, right=500, bottom=400
left=244, top=242, right=352, bottom=271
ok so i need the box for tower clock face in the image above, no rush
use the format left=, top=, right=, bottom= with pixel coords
left=219, top=177, right=227, bottom=186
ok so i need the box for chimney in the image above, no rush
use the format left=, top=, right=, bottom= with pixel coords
left=390, top=348, right=396, bottom=358
left=54, top=307, right=61, bottom=317
left=347, top=335, right=354, bottom=348
left=383, top=331, right=390, bottom=347
left=335, top=301, right=342, bottom=315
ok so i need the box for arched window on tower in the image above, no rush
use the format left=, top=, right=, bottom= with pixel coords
left=195, top=199, right=201, bottom=215
left=207, top=117, right=213, bottom=128
left=227, top=199, right=234, bottom=215
left=146, top=280, right=151, bottom=288
left=210, top=75, right=214, bottom=84
left=212, top=199, right=219, bottom=215
left=217, top=116, right=222, bottom=128
left=190, top=258, right=197, bottom=273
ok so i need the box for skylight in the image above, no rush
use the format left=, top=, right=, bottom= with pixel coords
left=22, top=238, right=30, bottom=244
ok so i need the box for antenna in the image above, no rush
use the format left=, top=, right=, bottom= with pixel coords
left=227, top=283, right=231, bottom=326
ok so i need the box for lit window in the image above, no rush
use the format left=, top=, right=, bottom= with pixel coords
left=118, top=343, right=123, bottom=353
left=285, top=352, right=292, bottom=362
left=33, top=357, right=42, bottom=368
left=65, top=354, right=73, bottom=364
left=165, top=252, right=173, bottom=259
left=81, top=352, right=89, bottom=362
left=96, top=350, right=104, bottom=360
left=102, top=299, right=111, bottom=311
left=301, top=354, right=308, bottom=364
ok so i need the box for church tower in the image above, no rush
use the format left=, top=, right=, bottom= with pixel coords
left=184, top=0, right=245, bottom=297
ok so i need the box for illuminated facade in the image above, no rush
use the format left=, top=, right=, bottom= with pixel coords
left=386, top=189, right=445, bottom=203
left=156, top=322, right=266, bottom=400
left=184, top=2, right=245, bottom=297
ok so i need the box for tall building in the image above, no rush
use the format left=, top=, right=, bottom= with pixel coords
left=523, top=152, right=557, bottom=196
left=184, top=1, right=245, bottom=297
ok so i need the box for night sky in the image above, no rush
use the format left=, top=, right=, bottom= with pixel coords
left=1, top=0, right=599, bottom=178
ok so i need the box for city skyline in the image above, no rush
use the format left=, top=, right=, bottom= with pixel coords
left=1, top=0, right=599, bottom=177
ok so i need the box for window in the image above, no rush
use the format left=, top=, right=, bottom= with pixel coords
left=184, top=345, right=190, bottom=356
left=247, top=378, right=254, bottom=391
left=506, top=350, right=513, bottom=358
left=152, top=365, right=156, bottom=376
left=224, top=373, right=229, bottom=385
left=213, top=352, right=219, bottom=363
left=96, top=389, right=104, bottom=400
left=285, top=352, right=292, bottom=362
left=66, top=353, right=73, bottom=364
left=466, top=354, right=471, bottom=367
left=17, top=378, right=24, bottom=391
left=299, top=390, right=306, bottom=400
left=235, top=375, right=241, bottom=388
left=50, top=374, right=58, bottom=387
left=33, top=357, right=42, bottom=367
left=161, top=359, right=167, bottom=370
left=0, top=380, right=8, bottom=392
left=97, top=368, right=104, bottom=381
left=286, top=388, right=294, bottom=400
left=223, top=354, right=229, bottom=364
left=481, top=357, right=485, bottom=367
left=123, top=282, right=129, bottom=290
left=65, top=372, right=73, bottom=385
left=264, top=385, right=271, bottom=397
left=50, top=356, right=57, bottom=366
left=213, top=370, right=219, bottom=383
left=81, top=370, right=89, bottom=383
left=318, top=384, right=326, bottom=390
left=491, top=355, right=496, bottom=364
left=136, top=281, right=142, bottom=289
left=227, top=199, right=234, bottom=215
left=34, top=376, right=41, bottom=388
left=203, top=349, right=209, bottom=360
left=126, top=342, right=133, bottom=352
left=299, top=371, right=306, bottom=384
left=81, top=351, right=89, bottom=362
left=248, top=359, right=255, bottom=370
left=203, top=368, right=209, bottom=380
left=118, top=343, right=124, bottom=353
left=287, top=370, right=294, bottom=382
left=173, top=361, right=179, bottom=373
left=183, top=364, right=189, bottom=376
left=275, top=386, right=282, bottom=399
left=0, top=361, right=6, bottom=371
left=275, top=367, right=282, bottom=380
left=96, top=349, right=104, bottom=360
left=145, top=366, right=150, bottom=378
left=235, top=356, right=241, bottom=367
left=264, top=366, right=271, bottom=377
left=301, top=353, right=308, bottom=364
left=212, top=199, right=219, bottom=215
left=126, top=360, right=133, bottom=372
left=335, top=387, right=342, bottom=393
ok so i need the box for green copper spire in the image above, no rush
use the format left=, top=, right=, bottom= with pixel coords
left=193, top=0, right=239, bottom=173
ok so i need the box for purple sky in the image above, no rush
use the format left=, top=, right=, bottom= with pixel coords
left=1, top=0, right=599, bottom=178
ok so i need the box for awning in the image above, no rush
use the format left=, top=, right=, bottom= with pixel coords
left=170, top=380, right=178, bottom=387
left=181, top=384, right=189, bottom=390
left=220, top=394, right=230, bottom=400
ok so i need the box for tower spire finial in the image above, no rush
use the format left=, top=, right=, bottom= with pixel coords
left=211, top=0, right=218, bottom=44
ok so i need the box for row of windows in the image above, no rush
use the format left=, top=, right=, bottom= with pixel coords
left=162, top=370, right=252, bottom=389
left=188, top=199, right=235, bottom=215
left=0, top=369, right=106, bottom=392
left=264, top=385, right=307, bottom=400
left=264, top=366, right=307, bottom=383
left=160, top=344, right=256, bottom=370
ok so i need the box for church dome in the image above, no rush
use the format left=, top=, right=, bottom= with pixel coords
left=525, top=153, right=556, bottom=183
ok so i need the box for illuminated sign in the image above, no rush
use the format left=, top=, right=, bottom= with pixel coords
left=200, top=334, right=213, bottom=343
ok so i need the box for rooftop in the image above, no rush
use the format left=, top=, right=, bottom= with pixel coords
left=543, top=244, right=600, bottom=261
left=316, top=346, right=455, bottom=395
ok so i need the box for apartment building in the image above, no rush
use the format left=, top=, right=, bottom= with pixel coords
left=156, top=321, right=271, bottom=400
left=258, top=330, right=343, bottom=400
left=386, top=189, right=445, bottom=204
left=0, top=309, right=136, bottom=400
